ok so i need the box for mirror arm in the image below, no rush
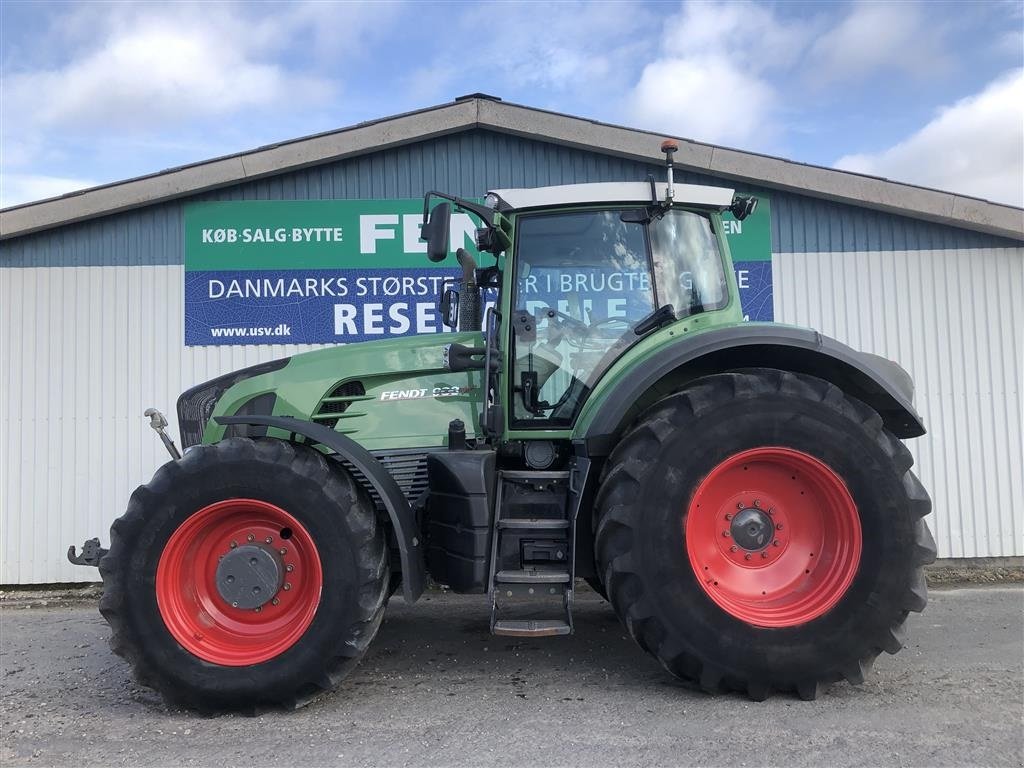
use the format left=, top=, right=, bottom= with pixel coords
left=422, top=191, right=497, bottom=227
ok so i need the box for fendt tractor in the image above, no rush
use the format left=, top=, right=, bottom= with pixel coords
left=70, top=141, right=935, bottom=711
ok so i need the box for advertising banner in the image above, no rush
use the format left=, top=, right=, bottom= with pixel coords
left=183, top=197, right=772, bottom=346
left=727, top=196, right=773, bottom=323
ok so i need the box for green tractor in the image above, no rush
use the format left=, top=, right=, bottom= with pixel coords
left=71, top=141, right=935, bottom=710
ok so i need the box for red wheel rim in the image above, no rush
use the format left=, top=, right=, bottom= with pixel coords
left=685, top=447, right=862, bottom=628
left=156, top=499, right=323, bottom=666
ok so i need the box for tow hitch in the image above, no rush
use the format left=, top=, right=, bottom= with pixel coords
left=145, top=408, right=182, bottom=460
left=67, top=537, right=108, bottom=567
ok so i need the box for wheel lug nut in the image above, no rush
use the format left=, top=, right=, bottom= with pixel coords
left=736, top=502, right=744, bottom=509
left=272, top=598, right=280, bottom=606
left=229, top=541, right=237, bottom=549
left=279, top=548, right=287, bottom=555
left=725, top=513, right=733, bottom=521
left=722, top=531, right=730, bottom=538
left=286, top=564, right=294, bottom=572
left=231, top=601, right=238, bottom=608
left=247, top=534, right=255, bottom=542
left=776, top=523, right=783, bottom=530
left=255, top=606, right=262, bottom=613
left=767, top=509, right=774, bottom=516
left=761, top=551, right=768, bottom=559
left=283, top=583, right=292, bottom=591
left=753, top=499, right=760, bottom=507
left=265, top=536, right=273, bottom=544
left=773, top=539, right=780, bottom=547
left=730, top=545, right=738, bottom=552
left=744, top=553, right=751, bottom=560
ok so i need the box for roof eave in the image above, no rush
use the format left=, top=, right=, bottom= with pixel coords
left=0, top=99, right=480, bottom=240
left=475, top=100, right=1024, bottom=242
left=2, top=97, right=1021, bottom=242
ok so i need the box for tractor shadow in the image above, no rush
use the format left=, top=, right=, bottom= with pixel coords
left=347, top=585, right=693, bottom=700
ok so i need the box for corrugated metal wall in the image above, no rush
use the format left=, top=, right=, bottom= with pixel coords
left=2, top=127, right=1022, bottom=583
left=775, top=247, right=1023, bottom=559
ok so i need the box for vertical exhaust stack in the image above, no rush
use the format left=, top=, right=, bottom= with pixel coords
left=660, top=139, right=679, bottom=204
left=455, top=247, right=481, bottom=332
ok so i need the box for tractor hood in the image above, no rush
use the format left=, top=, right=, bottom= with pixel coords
left=180, top=331, right=486, bottom=452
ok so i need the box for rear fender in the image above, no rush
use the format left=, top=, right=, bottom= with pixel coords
left=575, top=325, right=925, bottom=457
left=215, top=414, right=425, bottom=602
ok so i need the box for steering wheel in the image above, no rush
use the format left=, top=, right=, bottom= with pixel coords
left=539, top=307, right=631, bottom=348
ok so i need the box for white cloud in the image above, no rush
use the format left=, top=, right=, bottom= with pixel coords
left=3, top=4, right=336, bottom=137
left=835, top=69, right=1024, bottom=206
left=627, top=1, right=816, bottom=147
left=806, top=2, right=950, bottom=86
left=0, top=173, right=97, bottom=208
left=629, top=57, right=775, bottom=147
left=659, top=0, right=813, bottom=71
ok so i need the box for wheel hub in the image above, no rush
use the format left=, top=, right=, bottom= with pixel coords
left=730, top=507, right=774, bottom=551
left=215, top=544, right=283, bottom=609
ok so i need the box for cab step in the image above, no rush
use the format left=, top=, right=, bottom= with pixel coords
left=495, top=568, right=571, bottom=584
left=492, top=619, right=572, bottom=637
left=497, top=518, right=569, bottom=530
left=488, top=466, right=590, bottom=638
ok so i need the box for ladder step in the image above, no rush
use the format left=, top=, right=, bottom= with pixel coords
left=493, top=619, right=571, bottom=637
left=496, top=568, right=571, bottom=584
left=497, top=518, right=570, bottom=530
left=501, top=470, right=570, bottom=481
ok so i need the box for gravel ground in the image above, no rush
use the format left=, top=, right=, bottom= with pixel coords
left=1, top=585, right=1022, bottom=768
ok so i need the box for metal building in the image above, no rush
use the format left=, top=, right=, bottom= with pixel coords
left=2, top=95, right=1022, bottom=584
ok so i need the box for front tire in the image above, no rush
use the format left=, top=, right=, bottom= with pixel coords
left=99, top=438, right=389, bottom=711
left=594, top=369, right=935, bottom=700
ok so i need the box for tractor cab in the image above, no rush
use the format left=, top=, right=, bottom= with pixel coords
left=421, top=142, right=758, bottom=436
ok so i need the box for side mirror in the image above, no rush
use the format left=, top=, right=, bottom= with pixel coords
left=729, top=196, right=758, bottom=221
left=421, top=202, right=451, bottom=262
left=439, top=286, right=459, bottom=329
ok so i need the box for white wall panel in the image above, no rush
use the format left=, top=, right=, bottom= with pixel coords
left=2, top=249, right=1022, bottom=583
left=0, top=265, right=330, bottom=583
left=774, top=247, right=1023, bottom=558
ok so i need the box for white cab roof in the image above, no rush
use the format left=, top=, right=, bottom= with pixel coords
left=488, top=181, right=735, bottom=211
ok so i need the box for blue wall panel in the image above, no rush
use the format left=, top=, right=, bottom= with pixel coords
left=3, top=128, right=1019, bottom=267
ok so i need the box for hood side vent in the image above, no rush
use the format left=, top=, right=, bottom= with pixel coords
left=313, top=380, right=370, bottom=430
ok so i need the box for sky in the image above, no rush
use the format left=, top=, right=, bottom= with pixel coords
left=1, top=0, right=1022, bottom=209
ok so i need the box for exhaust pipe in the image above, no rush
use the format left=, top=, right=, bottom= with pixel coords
left=455, top=248, right=481, bottom=332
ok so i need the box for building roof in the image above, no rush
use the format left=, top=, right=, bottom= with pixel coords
left=2, top=94, right=1022, bottom=241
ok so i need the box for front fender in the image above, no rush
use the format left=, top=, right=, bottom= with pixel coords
left=575, top=324, right=925, bottom=456
left=215, top=414, right=425, bottom=603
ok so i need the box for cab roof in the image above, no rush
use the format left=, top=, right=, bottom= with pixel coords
left=488, top=182, right=735, bottom=212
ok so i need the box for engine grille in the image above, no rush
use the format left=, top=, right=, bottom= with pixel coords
left=337, top=450, right=435, bottom=508
left=176, top=357, right=290, bottom=448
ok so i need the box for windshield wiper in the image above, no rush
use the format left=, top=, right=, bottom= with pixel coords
left=633, top=304, right=675, bottom=336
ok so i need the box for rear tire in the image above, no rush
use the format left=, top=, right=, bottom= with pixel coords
left=99, top=438, right=389, bottom=712
left=594, top=369, right=935, bottom=700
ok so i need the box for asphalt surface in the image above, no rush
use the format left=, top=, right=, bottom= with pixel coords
left=1, top=585, right=1022, bottom=768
